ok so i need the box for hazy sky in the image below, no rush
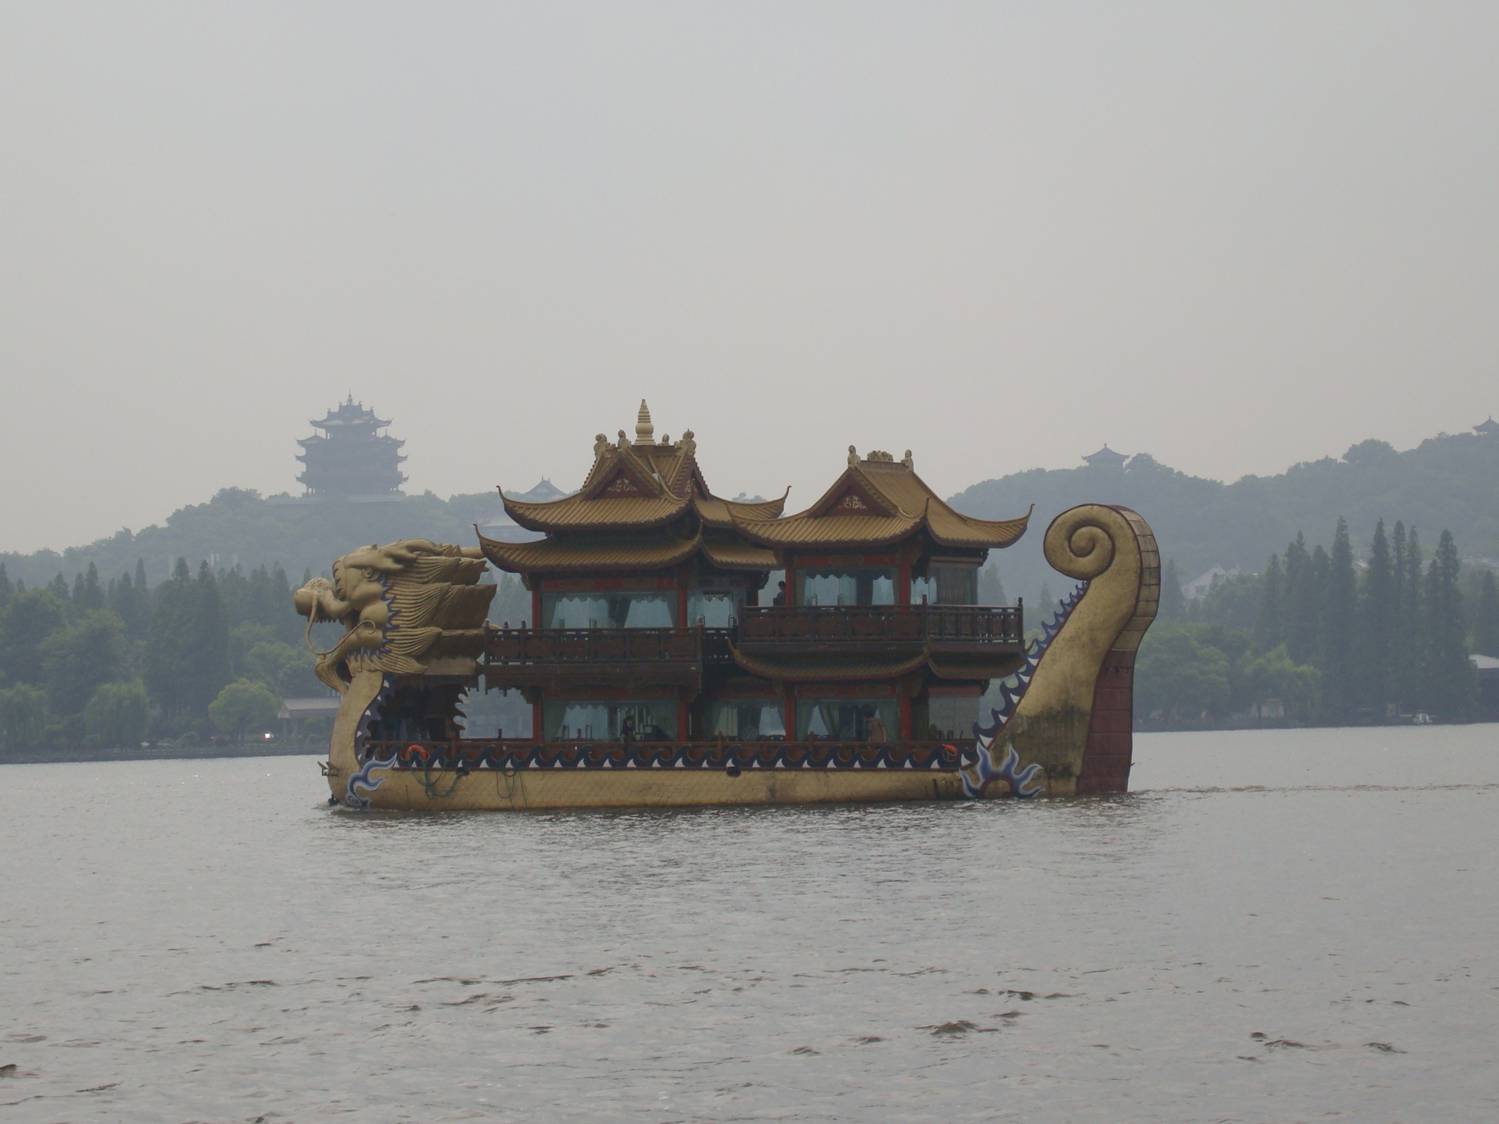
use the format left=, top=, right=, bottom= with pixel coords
left=3, top=2, right=1496, bottom=553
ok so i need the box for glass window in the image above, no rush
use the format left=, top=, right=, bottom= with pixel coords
left=688, top=588, right=742, bottom=628
left=543, top=699, right=677, bottom=742
left=542, top=591, right=676, bottom=629
left=705, top=701, right=786, bottom=739
left=796, top=698, right=898, bottom=742
left=922, top=694, right=980, bottom=740
left=798, top=568, right=895, bottom=607
left=910, top=564, right=978, bottom=605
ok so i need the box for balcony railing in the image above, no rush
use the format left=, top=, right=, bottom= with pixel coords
left=737, top=604, right=1023, bottom=646
left=482, top=605, right=1023, bottom=682
left=486, top=626, right=730, bottom=665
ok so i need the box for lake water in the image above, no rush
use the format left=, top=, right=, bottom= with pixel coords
left=3, top=726, right=1497, bottom=1123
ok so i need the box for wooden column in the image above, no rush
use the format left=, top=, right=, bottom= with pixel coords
left=897, top=559, right=912, bottom=606
left=784, top=560, right=796, bottom=607
left=530, top=582, right=542, bottom=630
left=783, top=690, right=796, bottom=740
left=898, top=691, right=913, bottom=742
left=532, top=698, right=543, bottom=743
left=677, top=569, right=690, bottom=627
left=677, top=690, right=690, bottom=741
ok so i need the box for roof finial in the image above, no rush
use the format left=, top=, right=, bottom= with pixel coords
left=635, top=399, right=655, bottom=446
left=848, top=445, right=859, bottom=466
left=902, top=449, right=913, bottom=468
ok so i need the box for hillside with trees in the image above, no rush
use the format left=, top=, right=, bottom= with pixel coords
left=951, top=427, right=1499, bottom=607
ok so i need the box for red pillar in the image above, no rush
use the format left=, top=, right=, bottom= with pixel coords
left=677, top=691, right=690, bottom=742
left=532, top=698, right=544, bottom=743
left=897, top=560, right=911, bottom=606
left=898, top=692, right=912, bottom=742
left=784, top=562, right=796, bottom=607
left=530, top=583, right=542, bottom=630
left=784, top=692, right=797, bottom=740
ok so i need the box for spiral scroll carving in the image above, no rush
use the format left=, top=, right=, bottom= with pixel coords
left=1042, top=510, right=1119, bottom=582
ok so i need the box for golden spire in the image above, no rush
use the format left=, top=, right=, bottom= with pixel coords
left=634, top=399, right=655, bottom=446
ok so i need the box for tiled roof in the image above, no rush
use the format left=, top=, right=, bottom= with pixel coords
left=502, top=492, right=689, bottom=532
left=731, top=458, right=1030, bottom=550
left=477, top=529, right=703, bottom=573
left=692, top=490, right=788, bottom=527
left=701, top=539, right=779, bottom=571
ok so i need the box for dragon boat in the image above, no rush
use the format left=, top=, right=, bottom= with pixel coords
left=295, top=402, right=1159, bottom=810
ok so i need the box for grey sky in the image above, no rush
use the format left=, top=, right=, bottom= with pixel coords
left=2, top=2, right=1496, bottom=554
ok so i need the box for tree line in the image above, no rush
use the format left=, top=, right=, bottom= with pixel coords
left=1139, top=518, right=1499, bottom=726
left=0, top=559, right=321, bottom=756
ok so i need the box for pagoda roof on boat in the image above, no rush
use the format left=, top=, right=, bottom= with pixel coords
left=700, top=539, right=780, bottom=571
left=476, top=528, right=705, bottom=574
left=499, top=401, right=787, bottom=533
left=730, top=451, right=1030, bottom=551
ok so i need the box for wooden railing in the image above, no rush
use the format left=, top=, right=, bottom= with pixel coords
left=486, top=626, right=730, bottom=665
left=483, top=605, right=1022, bottom=674
left=737, top=604, right=1023, bottom=646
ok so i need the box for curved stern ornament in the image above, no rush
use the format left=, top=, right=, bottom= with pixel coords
left=960, top=504, right=1160, bottom=797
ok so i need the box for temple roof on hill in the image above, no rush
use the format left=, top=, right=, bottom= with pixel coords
left=1082, top=444, right=1128, bottom=466
left=729, top=450, right=1030, bottom=551
left=309, top=394, right=392, bottom=430
left=498, top=400, right=787, bottom=534
left=1476, top=416, right=1499, bottom=435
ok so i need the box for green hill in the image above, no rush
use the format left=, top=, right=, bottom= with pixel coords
left=951, top=430, right=1499, bottom=603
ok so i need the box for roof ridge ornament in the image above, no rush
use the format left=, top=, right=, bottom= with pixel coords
left=848, top=445, right=859, bottom=466
left=680, top=429, right=696, bottom=457
left=593, top=433, right=609, bottom=458
left=902, top=450, right=913, bottom=468
left=635, top=399, right=655, bottom=446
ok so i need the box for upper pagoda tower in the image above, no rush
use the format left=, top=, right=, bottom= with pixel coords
left=296, top=395, right=407, bottom=498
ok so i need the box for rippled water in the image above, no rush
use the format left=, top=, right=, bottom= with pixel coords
left=3, top=726, right=1497, bottom=1123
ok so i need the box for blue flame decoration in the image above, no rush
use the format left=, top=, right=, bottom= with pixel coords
left=960, top=736, right=1043, bottom=799
left=346, top=753, right=397, bottom=809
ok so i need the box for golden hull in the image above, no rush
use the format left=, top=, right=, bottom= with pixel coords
left=346, top=766, right=974, bottom=812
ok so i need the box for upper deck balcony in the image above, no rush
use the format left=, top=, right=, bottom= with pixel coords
left=736, top=604, right=1023, bottom=652
left=483, top=603, right=1023, bottom=690
left=483, top=625, right=733, bottom=690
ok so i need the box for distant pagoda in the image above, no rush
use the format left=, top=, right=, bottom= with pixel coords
left=1082, top=444, right=1128, bottom=469
left=296, top=395, right=407, bottom=498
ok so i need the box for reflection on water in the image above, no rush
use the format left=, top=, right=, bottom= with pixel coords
left=2, top=725, right=1497, bottom=1122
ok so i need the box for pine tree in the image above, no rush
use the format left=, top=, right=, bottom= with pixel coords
left=1477, top=570, right=1499, bottom=657
left=1284, top=534, right=1319, bottom=664
left=1323, top=518, right=1356, bottom=720
left=187, top=562, right=231, bottom=715
left=1393, top=527, right=1423, bottom=709
left=1254, top=553, right=1283, bottom=650
left=134, top=558, right=149, bottom=594
left=1359, top=519, right=1394, bottom=715
left=78, top=563, right=104, bottom=612
left=0, top=563, right=11, bottom=611
left=1421, top=530, right=1474, bottom=721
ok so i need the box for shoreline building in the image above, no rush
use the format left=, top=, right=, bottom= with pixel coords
left=296, top=396, right=407, bottom=498
left=475, top=401, right=1030, bottom=746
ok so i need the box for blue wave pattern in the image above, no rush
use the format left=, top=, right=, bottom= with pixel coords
left=345, top=753, right=398, bottom=809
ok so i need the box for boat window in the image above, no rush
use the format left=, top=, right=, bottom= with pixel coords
left=910, top=564, right=978, bottom=605
left=542, top=591, right=676, bottom=629
left=543, top=699, right=677, bottom=742
left=705, top=701, right=786, bottom=739
left=688, top=588, right=742, bottom=628
left=796, top=698, right=898, bottom=742
left=921, top=694, right=981, bottom=740
left=798, top=568, right=896, bottom=607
